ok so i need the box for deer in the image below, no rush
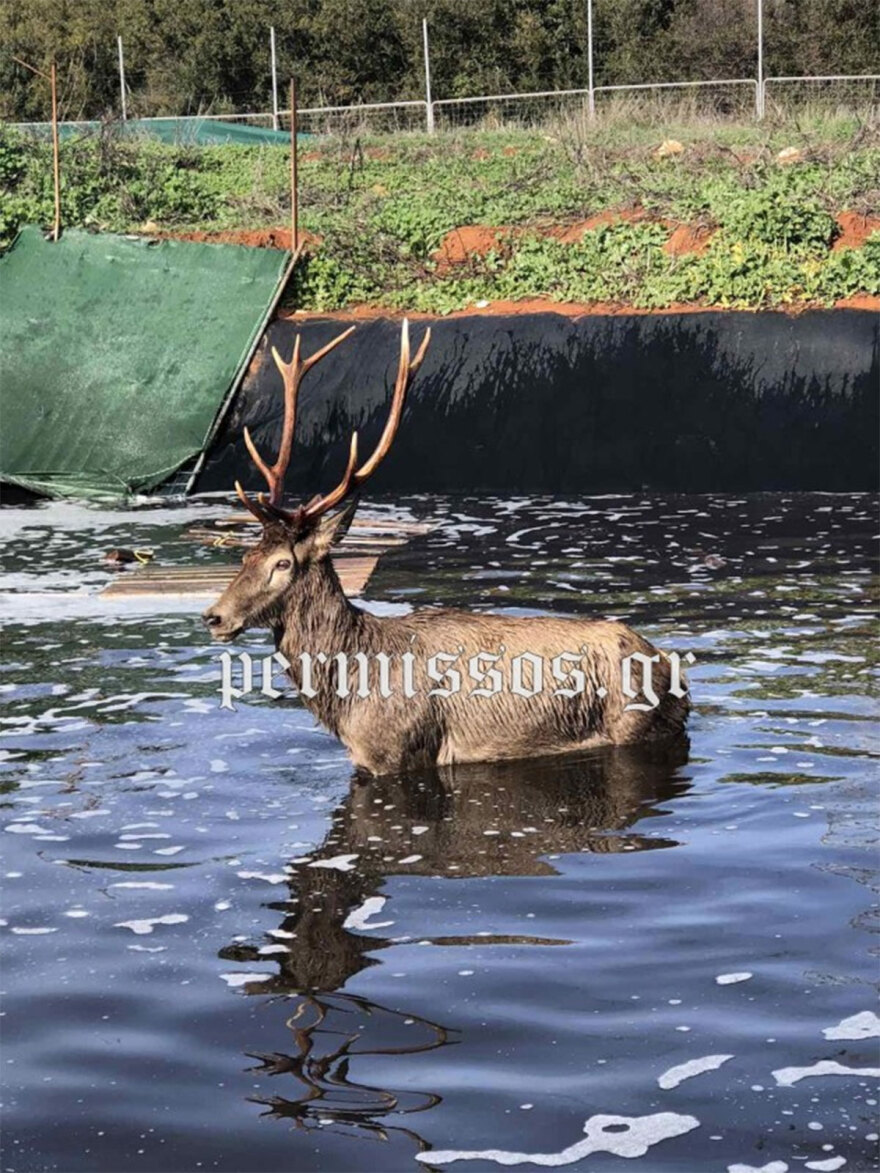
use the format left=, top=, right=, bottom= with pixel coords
left=203, top=321, right=690, bottom=775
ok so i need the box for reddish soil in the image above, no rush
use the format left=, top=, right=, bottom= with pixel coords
left=432, top=225, right=512, bottom=271
left=432, top=208, right=651, bottom=268
left=471, top=148, right=491, bottom=161
left=833, top=211, right=880, bottom=251
left=547, top=208, right=650, bottom=244
left=430, top=205, right=880, bottom=269
left=283, top=294, right=880, bottom=324
left=834, top=294, right=880, bottom=312
left=155, top=227, right=322, bottom=251
left=663, top=222, right=716, bottom=256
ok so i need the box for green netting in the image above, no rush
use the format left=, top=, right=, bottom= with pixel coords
left=0, top=226, right=289, bottom=499
left=16, top=118, right=297, bottom=145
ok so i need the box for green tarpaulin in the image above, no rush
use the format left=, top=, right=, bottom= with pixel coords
left=17, top=118, right=297, bottom=146
left=0, top=226, right=289, bottom=499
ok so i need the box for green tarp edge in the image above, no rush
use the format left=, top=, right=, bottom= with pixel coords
left=14, top=118, right=298, bottom=146
left=0, top=226, right=289, bottom=500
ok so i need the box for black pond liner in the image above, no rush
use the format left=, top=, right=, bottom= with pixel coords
left=195, top=309, right=879, bottom=496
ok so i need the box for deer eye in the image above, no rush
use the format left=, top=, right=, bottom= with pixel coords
left=274, top=559, right=292, bottom=572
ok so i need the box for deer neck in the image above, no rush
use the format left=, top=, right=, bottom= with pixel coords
left=277, top=557, right=363, bottom=656
left=274, top=558, right=369, bottom=732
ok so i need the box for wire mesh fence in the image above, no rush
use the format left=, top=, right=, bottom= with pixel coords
left=289, top=101, right=428, bottom=139
left=763, top=74, right=880, bottom=119
left=9, top=72, right=880, bottom=144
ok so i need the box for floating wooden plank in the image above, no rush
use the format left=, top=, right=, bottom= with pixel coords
left=101, top=555, right=378, bottom=599
left=184, top=525, right=411, bottom=551
left=205, top=512, right=434, bottom=534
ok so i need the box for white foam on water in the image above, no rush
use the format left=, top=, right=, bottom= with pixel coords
left=219, top=971, right=273, bottom=988
left=343, top=896, right=394, bottom=931
left=658, top=1054, right=734, bottom=1089
left=414, top=1111, right=700, bottom=1167
left=716, top=972, right=753, bottom=985
left=772, top=1060, right=880, bottom=1087
left=805, top=1158, right=847, bottom=1171
left=727, top=1163, right=789, bottom=1173
left=114, top=914, right=189, bottom=935
left=127, top=945, right=166, bottom=953
left=308, top=854, right=358, bottom=872
left=822, top=1011, right=880, bottom=1041
left=109, top=882, right=174, bottom=890
left=236, top=871, right=287, bottom=885
left=10, top=926, right=57, bottom=935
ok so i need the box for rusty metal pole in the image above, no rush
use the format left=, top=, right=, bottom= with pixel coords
left=289, top=78, right=298, bottom=253
left=50, top=62, right=61, bottom=240
left=13, top=56, right=62, bottom=241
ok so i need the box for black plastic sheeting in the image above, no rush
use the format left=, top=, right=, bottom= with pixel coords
left=195, top=309, right=879, bottom=497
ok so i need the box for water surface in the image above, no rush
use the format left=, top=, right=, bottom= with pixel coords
left=1, top=493, right=877, bottom=1172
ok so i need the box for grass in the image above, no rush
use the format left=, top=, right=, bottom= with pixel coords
left=1, top=104, right=879, bottom=313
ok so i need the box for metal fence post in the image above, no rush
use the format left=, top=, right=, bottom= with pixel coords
left=587, top=0, right=595, bottom=119
left=756, top=0, right=765, bottom=118
left=270, top=26, right=279, bottom=131
left=422, top=18, right=435, bottom=134
left=117, top=36, right=128, bottom=121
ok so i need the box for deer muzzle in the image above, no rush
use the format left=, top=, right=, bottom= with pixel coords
left=202, top=607, right=242, bottom=643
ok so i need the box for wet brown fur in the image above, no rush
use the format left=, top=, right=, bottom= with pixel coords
left=205, top=512, right=690, bottom=776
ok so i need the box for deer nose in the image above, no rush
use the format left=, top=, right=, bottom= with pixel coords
left=202, top=611, right=223, bottom=629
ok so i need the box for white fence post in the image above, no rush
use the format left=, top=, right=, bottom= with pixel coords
left=587, top=0, right=595, bottom=119
left=270, top=26, right=279, bottom=131
left=423, top=18, right=435, bottom=133
left=756, top=0, right=765, bottom=118
left=117, top=35, right=128, bottom=121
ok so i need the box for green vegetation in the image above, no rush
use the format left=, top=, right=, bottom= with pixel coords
left=1, top=114, right=878, bottom=313
left=3, top=0, right=877, bottom=121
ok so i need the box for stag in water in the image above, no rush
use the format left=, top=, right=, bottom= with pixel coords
left=203, top=322, right=689, bottom=774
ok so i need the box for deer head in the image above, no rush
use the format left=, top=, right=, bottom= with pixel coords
left=203, top=320, right=430, bottom=642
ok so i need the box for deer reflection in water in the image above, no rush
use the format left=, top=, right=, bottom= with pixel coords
left=220, top=739, right=690, bottom=1149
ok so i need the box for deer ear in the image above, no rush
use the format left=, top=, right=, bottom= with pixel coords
left=312, top=495, right=360, bottom=556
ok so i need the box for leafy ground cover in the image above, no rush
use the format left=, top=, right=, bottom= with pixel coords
left=2, top=111, right=878, bottom=313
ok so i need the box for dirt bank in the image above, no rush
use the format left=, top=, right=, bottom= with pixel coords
left=281, top=295, right=880, bottom=323
left=833, top=211, right=880, bottom=251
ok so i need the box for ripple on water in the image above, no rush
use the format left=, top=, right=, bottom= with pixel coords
left=1, top=492, right=877, bottom=1172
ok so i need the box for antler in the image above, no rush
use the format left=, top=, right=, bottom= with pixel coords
left=298, top=318, right=430, bottom=523
left=245, top=318, right=430, bottom=528
left=234, top=325, right=355, bottom=522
